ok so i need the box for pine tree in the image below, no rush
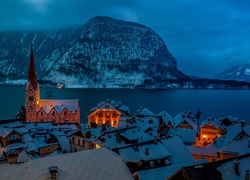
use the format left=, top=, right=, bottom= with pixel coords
left=15, top=105, right=26, bottom=122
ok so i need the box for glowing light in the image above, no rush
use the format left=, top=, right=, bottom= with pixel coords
left=203, top=135, right=206, bottom=138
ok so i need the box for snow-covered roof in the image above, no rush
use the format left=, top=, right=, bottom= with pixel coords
left=3, top=143, right=26, bottom=153
left=119, top=141, right=171, bottom=163
left=188, top=145, right=218, bottom=157
left=216, top=123, right=243, bottom=150
left=0, top=120, right=23, bottom=128
left=200, top=117, right=221, bottom=130
left=0, top=127, right=13, bottom=138
left=135, top=158, right=207, bottom=180
left=157, top=111, right=174, bottom=125
left=17, top=150, right=33, bottom=163
left=168, top=128, right=197, bottom=145
left=137, top=108, right=154, bottom=117
left=51, top=131, right=70, bottom=153
left=174, top=111, right=197, bottom=129
left=0, top=148, right=133, bottom=180
left=161, top=136, right=194, bottom=164
left=39, top=99, right=79, bottom=114
left=217, top=156, right=250, bottom=179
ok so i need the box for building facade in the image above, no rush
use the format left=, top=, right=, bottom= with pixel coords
left=25, top=45, right=80, bottom=124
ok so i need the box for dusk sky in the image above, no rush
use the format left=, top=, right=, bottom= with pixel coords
left=0, top=0, right=249, bottom=77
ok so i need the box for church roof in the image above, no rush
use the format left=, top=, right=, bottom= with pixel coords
left=28, top=45, right=38, bottom=90
left=39, top=99, right=79, bottom=114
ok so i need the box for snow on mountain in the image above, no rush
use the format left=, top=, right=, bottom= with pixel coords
left=214, top=64, right=250, bottom=82
left=0, top=16, right=189, bottom=88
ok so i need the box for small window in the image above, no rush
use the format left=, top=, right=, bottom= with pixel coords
left=29, top=96, right=34, bottom=101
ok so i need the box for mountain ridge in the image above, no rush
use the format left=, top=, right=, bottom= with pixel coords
left=0, top=16, right=189, bottom=88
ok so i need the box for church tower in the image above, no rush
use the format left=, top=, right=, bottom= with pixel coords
left=26, top=45, right=40, bottom=122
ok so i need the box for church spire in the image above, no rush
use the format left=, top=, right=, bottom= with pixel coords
left=28, top=45, right=37, bottom=90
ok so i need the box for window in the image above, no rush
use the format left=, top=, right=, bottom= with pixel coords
left=78, top=139, right=80, bottom=145
left=114, top=121, right=116, bottom=124
left=29, top=96, right=34, bottom=101
left=72, top=137, right=75, bottom=144
left=82, top=140, right=85, bottom=147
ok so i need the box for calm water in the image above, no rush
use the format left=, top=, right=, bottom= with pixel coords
left=1, top=85, right=250, bottom=124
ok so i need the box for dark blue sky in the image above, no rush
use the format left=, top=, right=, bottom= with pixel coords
left=0, top=0, right=249, bottom=77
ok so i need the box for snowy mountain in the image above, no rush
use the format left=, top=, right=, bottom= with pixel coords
left=214, top=64, right=250, bottom=82
left=0, top=16, right=189, bottom=88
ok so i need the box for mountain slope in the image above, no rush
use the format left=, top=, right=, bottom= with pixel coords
left=0, top=16, right=189, bottom=88
left=214, top=64, right=250, bottom=82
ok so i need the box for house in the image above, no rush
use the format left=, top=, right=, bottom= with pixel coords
left=68, top=125, right=110, bottom=152
left=197, top=117, right=225, bottom=147
left=88, top=99, right=130, bottom=128
left=116, top=136, right=195, bottom=174
left=219, top=115, right=239, bottom=127
left=25, top=45, right=80, bottom=124
left=187, top=145, right=220, bottom=162
left=132, top=136, right=206, bottom=180
left=173, top=111, right=198, bottom=129
left=215, top=121, right=250, bottom=159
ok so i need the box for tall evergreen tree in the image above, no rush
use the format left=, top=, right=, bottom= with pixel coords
left=15, top=105, right=26, bottom=122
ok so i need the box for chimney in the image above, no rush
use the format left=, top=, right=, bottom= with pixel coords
left=234, top=158, right=240, bottom=176
left=245, top=170, right=249, bottom=180
left=145, top=148, right=149, bottom=155
left=86, top=130, right=91, bottom=138
left=49, top=166, right=58, bottom=180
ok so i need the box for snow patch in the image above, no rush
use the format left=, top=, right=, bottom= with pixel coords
left=244, top=68, right=250, bottom=76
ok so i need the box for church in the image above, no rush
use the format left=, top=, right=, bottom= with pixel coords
left=25, top=45, right=80, bottom=124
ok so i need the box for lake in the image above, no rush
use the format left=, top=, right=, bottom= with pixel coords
left=1, top=85, right=250, bottom=124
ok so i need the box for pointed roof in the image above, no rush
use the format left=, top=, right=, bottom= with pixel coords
left=28, top=45, right=38, bottom=90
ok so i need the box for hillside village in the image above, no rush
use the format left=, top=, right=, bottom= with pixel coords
left=1, top=100, right=250, bottom=179
left=0, top=46, right=250, bottom=179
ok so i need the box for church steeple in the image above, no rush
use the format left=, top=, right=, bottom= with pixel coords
left=28, top=45, right=37, bottom=90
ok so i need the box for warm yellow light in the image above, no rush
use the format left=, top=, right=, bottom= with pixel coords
left=96, top=144, right=102, bottom=149
left=203, top=135, right=206, bottom=138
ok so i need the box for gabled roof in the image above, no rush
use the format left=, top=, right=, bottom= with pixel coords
left=168, top=128, right=197, bottom=145
left=39, top=99, right=79, bottom=114
left=157, top=111, right=173, bottom=124
left=137, top=108, right=154, bottom=117
left=174, top=111, right=197, bottom=129
left=200, top=117, right=221, bottom=130
left=0, top=128, right=22, bottom=138
left=215, top=123, right=250, bottom=153
left=119, top=140, right=171, bottom=163
left=134, top=158, right=207, bottom=180
left=161, top=136, right=194, bottom=164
